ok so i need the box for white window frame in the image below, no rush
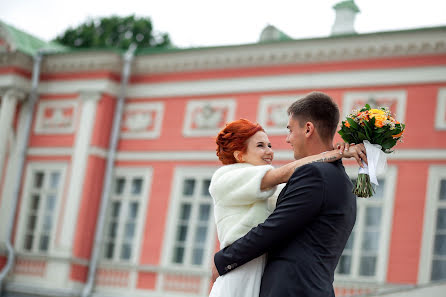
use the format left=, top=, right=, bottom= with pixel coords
left=161, top=167, right=217, bottom=270
left=100, top=167, right=153, bottom=265
left=418, top=166, right=446, bottom=284
left=15, top=162, right=68, bottom=255
left=335, top=165, right=397, bottom=283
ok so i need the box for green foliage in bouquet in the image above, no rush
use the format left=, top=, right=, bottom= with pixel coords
left=338, top=104, right=405, bottom=153
left=338, top=104, right=405, bottom=198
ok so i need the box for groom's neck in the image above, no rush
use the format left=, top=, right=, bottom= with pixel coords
left=306, top=140, right=333, bottom=156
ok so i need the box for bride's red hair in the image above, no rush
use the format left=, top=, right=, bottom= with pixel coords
left=215, top=119, right=264, bottom=165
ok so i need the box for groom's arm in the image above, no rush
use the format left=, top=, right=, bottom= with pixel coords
left=214, top=163, right=324, bottom=276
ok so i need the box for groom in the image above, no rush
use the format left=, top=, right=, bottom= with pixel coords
left=212, top=92, right=357, bottom=297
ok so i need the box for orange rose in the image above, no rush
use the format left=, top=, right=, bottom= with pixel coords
left=370, top=114, right=387, bottom=127
left=345, top=121, right=351, bottom=128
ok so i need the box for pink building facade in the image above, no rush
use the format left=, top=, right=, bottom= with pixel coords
left=0, top=20, right=446, bottom=297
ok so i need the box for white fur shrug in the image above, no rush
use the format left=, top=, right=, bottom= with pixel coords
left=209, top=163, right=277, bottom=248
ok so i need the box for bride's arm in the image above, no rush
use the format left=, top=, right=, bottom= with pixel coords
left=260, top=144, right=367, bottom=191
left=260, top=150, right=340, bottom=190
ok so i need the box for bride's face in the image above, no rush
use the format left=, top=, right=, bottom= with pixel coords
left=238, top=131, right=274, bottom=165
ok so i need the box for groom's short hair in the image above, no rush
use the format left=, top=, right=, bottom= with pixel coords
left=287, top=92, right=339, bottom=141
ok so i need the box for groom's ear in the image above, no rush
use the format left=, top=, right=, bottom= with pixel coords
left=304, top=122, right=315, bottom=138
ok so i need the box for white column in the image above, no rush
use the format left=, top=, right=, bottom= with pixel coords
left=56, top=91, right=102, bottom=255
left=0, top=89, right=26, bottom=244
left=0, top=89, right=25, bottom=185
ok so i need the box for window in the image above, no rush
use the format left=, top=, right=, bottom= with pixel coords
left=431, top=179, right=446, bottom=280
left=419, top=166, right=446, bottom=283
left=102, top=168, right=152, bottom=262
left=336, top=167, right=396, bottom=281
left=18, top=163, right=66, bottom=253
left=163, top=167, right=216, bottom=268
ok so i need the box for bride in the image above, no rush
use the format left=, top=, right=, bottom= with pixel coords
left=208, top=118, right=366, bottom=297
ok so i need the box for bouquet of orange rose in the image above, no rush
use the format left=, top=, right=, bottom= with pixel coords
left=338, top=104, right=405, bottom=198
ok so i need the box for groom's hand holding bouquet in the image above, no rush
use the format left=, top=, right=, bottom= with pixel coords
left=338, top=104, right=405, bottom=198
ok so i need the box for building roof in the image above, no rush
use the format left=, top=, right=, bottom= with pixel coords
left=1, top=19, right=445, bottom=58
left=0, top=20, right=67, bottom=56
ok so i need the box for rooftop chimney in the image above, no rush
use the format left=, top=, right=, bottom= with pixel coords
left=259, top=25, right=292, bottom=43
left=331, top=0, right=360, bottom=35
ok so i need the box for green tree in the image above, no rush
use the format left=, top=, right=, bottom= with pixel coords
left=54, top=15, right=171, bottom=49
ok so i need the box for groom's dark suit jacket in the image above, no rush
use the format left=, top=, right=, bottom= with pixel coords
left=214, top=159, right=356, bottom=297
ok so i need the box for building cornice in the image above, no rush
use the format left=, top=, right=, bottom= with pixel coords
left=132, top=28, right=446, bottom=74
left=40, top=51, right=122, bottom=74
left=1, top=27, right=445, bottom=76
left=0, top=51, right=33, bottom=71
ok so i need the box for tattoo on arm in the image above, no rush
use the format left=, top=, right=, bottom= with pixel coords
left=309, top=155, right=337, bottom=164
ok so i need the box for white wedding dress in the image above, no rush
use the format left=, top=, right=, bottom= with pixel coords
left=209, top=254, right=266, bottom=297
left=208, top=163, right=279, bottom=297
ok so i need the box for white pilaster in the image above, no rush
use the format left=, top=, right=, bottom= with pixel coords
left=0, top=90, right=27, bottom=244
left=56, top=91, right=101, bottom=255
left=0, top=89, right=25, bottom=187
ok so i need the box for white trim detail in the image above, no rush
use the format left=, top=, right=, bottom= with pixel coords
left=127, top=66, right=446, bottom=98
left=38, top=79, right=119, bottom=96
left=343, top=90, right=407, bottom=123
left=89, top=147, right=108, bottom=159
left=34, top=99, right=78, bottom=134
left=0, top=74, right=30, bottom=92
left=121, top=102, right=164, bottom=139
left=418, top=166, right=446, bottom=284
left=25, top=148, right=446, bottom=162
left=435, top=88, right=446, bottom=130
left=183, top=99, right=236, bottom=137
left=257, top=94, right=305, bottom=135
left=57, top=95, right=98, bottom=253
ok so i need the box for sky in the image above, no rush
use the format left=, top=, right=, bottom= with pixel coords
left=1, top=0, right=445, bottom=48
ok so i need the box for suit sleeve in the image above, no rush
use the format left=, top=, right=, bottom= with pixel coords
left=214, top=163, right=324, bottom=275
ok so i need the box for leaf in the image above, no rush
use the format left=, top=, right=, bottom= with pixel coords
left=381, top=138, right=397, bottom=150
left=365, top=104, right=371, bottom=110
left=347, top=118, right=360, bottom=130
left=357, top=131, right=368, bottom=142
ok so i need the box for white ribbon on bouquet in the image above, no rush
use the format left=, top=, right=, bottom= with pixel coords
left=358, top=140, right=387, bottom=186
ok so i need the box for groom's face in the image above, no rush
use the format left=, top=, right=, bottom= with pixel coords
left=286, top=115, right=306, bottom=160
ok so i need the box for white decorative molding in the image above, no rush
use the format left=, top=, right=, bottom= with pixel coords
left=183, top=99, right=235, bottom=137
left=258, top=94, right=304, bottom=135
left=133, top=28, right=446, bottom=74
left=343, top=90, right=407, bottom=123
left=38, top=79, right=119, bottom=97
left=40, top=52, right=121, bottom=74
left=0, top=73, right=31, bottom=92
left=128, top=66, right=446, bottom=98
left=27, top=148, right=73, bottom=156
left=34, top=99, right=78, bottom=134
left=79, top=91, right=102, bottom=102
left=121, top=102, right=164, bottom=139
left=113, top=149, right=446, bottom=162
left=435, top=88, right=446, bottom=130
